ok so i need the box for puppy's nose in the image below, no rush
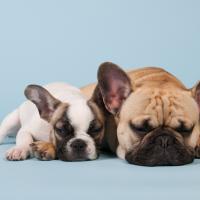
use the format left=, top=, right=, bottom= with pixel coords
left=70, top=139, right=87, bottom=152
left=155, top=135, right=174, bottom=148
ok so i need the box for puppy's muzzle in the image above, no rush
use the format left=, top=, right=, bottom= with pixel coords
left=57, top=138, right=98, bottom=161
left=125, top=128, right=195, bottom=166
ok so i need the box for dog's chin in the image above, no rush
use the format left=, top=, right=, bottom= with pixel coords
left=57, top=150, right=98, bottom=162
left=125, top=140, right=194, bottom=167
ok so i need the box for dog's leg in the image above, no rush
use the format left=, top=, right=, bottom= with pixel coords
left=6, top=129, right=33, bottom=161
left=117, top=145, right=126, bottom=159
left=30, top=141, right=56, bottom=161
left=0, top=109, right=20, bottom=144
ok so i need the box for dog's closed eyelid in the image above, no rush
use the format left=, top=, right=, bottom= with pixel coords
left=88, top=119, right=103, bottom=135
left=174, top=123, right=194, bottom=136
left=129, top=121, right=154, bottom=134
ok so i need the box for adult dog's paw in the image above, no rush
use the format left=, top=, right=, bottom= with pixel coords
left=30, top=141, right=56, bottom=161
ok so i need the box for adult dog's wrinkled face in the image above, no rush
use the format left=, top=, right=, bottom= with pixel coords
left=119, top=87, right=199, bottom=166
left=97, top=62, right=200, bottom=166
left=25, top=85, right=104, bottom=161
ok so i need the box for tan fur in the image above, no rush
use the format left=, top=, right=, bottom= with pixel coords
left=81, top=66, right=200, bottom=161
left=116, top=67, right=200, bottom=160
left=31, top=141, right=56, bottom=160
left=118, top=87, right=199, bottom=154
left=34, top=66, right=199, bottom=161
left=198, top=137, right=200, bottom=145
left=81, top=83, right=97, bottom=99
left=81, top=67, right=187, bottom=98
left=128, top=67, right=186, bottom=90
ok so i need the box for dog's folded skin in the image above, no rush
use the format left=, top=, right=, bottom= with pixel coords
left=0, top=83, right=105, bottom=161
left=91, top=62, right=200, bottom=166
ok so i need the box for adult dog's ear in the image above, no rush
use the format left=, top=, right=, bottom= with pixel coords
left=191, top=81, right=200, bottom=111
left=24, top=85, right=61, bottom=122
left=97, top=62, right=132, bottom=115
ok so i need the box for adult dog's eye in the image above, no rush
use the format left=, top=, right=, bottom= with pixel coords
left=129, top=120, right=153, bottom=135
left=88, top=119, right=103, bottom=136
left=175, top=122, right=194, bottom=136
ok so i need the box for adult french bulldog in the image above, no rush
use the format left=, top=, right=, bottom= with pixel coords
left=0, top=83, right=104, bottom=161
left=82, top=62, right=200, bottom=166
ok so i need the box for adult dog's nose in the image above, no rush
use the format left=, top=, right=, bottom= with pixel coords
left=155, top=135, right=174, bottom=148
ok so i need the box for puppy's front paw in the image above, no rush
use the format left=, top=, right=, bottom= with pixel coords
left=195, top=146, right=200, bottom=158
left=30, top=141, right=56, bottom=161
left=6, top=146, right=30, bottom=161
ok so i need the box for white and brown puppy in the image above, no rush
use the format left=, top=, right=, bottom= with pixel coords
left=0, top=83, right=104, bottom=161
left=84, top=62, right=200, bottom=166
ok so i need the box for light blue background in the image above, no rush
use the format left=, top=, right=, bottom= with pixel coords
left=0, top=1, right=200, bottom=200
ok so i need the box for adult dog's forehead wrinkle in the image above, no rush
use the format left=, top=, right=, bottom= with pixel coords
left=142, top=90, right=192, bottom=127
left=121, top=88, right=196, bottom=130
left=144, top=92, right=164, bottom=126
left=131, top=67, right=187, bottom=91
left=165, top=92, right=198, bottom=128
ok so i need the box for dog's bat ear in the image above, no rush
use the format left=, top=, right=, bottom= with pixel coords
left=97, top=62, right=132, bottom=115
left=191, top=81, right=200, bottom=111
left=24, top=85, right=61, bottom=122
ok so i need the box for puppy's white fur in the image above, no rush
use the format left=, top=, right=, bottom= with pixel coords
left=0, top=82, right=96, bottom=160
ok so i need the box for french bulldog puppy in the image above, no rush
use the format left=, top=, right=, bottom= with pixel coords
left=0, top=83, right=104, bottom=161
left=83, top=62, right=200, bottom=166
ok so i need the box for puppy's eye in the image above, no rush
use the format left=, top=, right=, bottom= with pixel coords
left=56, top=122, right=74, bottom=137
left=88, top=119, right=103, bottom=136
left=175, top=122, right=194, bottom=136
left=129, top=120, right=153, bottom=135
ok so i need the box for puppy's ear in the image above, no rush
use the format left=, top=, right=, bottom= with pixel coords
left=191, top=81, right=200, bottom=111
left=24, top=85, right=61, bottom=122
left=97, top=62, right=132, bottom=115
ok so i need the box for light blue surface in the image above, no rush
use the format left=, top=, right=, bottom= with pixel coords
left=1, top=138, right=200, bottom=200
left=0, top=1, right=200, bottom=200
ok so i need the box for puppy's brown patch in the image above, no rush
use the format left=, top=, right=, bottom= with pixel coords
left=90, top=86, right=118, bottom=153
left=87, top=100, right=104, bottom=146
left=30, top=141, right=56, bottom=161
